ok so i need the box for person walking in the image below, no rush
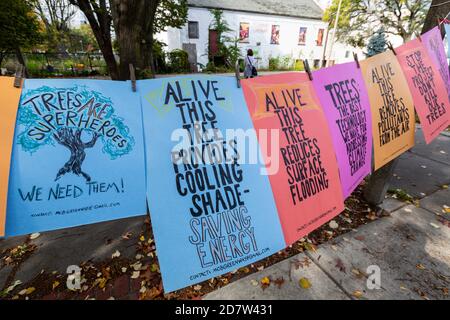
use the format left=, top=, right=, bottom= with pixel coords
left=244, top=49, right=257, bottom=79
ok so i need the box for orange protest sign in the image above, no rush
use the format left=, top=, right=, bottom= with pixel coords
left=360, top=51, right=415, bottom=170
left=0, top=77, right=22, bottom=236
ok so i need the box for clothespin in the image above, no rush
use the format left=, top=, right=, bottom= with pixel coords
left=129, top=63, right=136, bottom=92
left=353, top=52, right=360, bottom=69
left=387, top=42, right=397, bottom=55
left=235, top=60, right=241, bottom=88
left=415, top=32, right=422, bottom=42
left=303, top=59, right=313, bottom=81
left=13, top=64, right=24, bottom=88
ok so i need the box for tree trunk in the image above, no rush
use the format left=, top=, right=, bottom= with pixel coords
left=143, top=0, right=159, bottom=77
left=422, top=0, right=450, bottom=37
left=100, top=39, right=119, bottom=80
left=111, top=0, right=159, bottom=80
left=53, top=128, right=99, bottom=182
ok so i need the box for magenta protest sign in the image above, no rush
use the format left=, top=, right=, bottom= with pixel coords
left=312, top=62, right=373, bottom=198
left=422, top=26, right=450, bottom=102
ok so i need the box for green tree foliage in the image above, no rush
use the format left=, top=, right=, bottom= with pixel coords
left=366, top=28, right=387, bottom=57
left=154, top=0, right=188, bottom=33
left=324, top=0, right=431, bottom=48
left=0, top=0, right=41, bottom=52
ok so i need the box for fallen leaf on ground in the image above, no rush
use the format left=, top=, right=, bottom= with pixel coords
left=430, top=223, right=440, bottom=229
left=150, top=264, right=159, bottom=273
left=261, top=277, right=270, bottom=286
left=335, top=258, right=346, bottom=273
left=352, top=290, right=363, bottom=298
left=19, top=287, right=35, bottom=296
left=329, top=220, right=339, bottom=229
left=131, top=271, right=140, bottom=279
left=111, top=250, right=120, bottom=258
left=29, top=233, right=40, bottom=240
left=250, top=279, right=259, bottom=286
left=273, top=277, right=285, bottom=289
left=193, top=285, right=202, bottom=291
left=298, top=277, right=311, bottom=289
left=4, top=280, right=22, bottom=294
left=416, top=264, right=426, bottom=270
left=122, top=232, right=132, bottom=240
left=52, top=281, right=60, bottom=290
left=302, top=242, right=317, bottom=252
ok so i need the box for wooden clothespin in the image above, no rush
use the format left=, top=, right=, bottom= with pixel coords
left=13, top=64, right=24, bottom=88
left=303, top=59, right=313, bottom=81
left=415, top=32, right=422, bottom=42
left=353, top=52, right=360, bottom=69
left=387, top=42, right=397, bottom=55
left=235, top=60, right=241, bottom=88
left=129, top=64, right=136, bottom=92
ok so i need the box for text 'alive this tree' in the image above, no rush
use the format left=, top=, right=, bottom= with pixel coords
left=16, top=85, right=134, bottom=182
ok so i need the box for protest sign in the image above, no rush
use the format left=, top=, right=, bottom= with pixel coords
left=422, top=26, right=450, bottom=102
left=0, top=77, right=22, bottom=236
left=6, top=79, right=146, bottom=236
left=396, top=38, right=450, bottom=144
left=312, top=62, right=373, bottom=198
left=446, top=24, right=450, bottom=59
left=360, top=51, right=415, bottom=170
left=241, top=73, right=344, bottom=245
left=139, top=75, right=286, bottom=292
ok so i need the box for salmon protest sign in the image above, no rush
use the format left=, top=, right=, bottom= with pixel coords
left=360, top=51, right=415, bottom=170
left=422, top=26, right=450, bottom=102
left=6, top=79, right=146, bottom=236
left=139, top=75, right=285, bottom=292
left=313, top=62, right=373, bottom=198
left=396, top=38, right=450, bottom=144
left=0, top=77, right=22, bottom=236
left=241, top=73, right=344, bottom=245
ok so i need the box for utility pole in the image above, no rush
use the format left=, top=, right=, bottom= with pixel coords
left=326, top=0, right=343, bottom=67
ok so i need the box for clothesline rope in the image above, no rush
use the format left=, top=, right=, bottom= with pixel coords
left=431, top=0, right=450, bottom=8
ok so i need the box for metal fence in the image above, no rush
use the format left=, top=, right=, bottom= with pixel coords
left=0, top=52, right=110, bottom=78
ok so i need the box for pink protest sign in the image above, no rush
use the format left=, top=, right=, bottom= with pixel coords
left=396, top=38, right=450, bottom=144
left=421, top=27, right=450, bottom=102
left=242, top=73, right=344, bottom=245
left=312, top=62, right=373, bottom=198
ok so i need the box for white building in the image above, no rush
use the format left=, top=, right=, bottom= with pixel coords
left=158, top=0, right=342, bottom=70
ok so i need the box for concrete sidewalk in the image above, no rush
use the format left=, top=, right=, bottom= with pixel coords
left=205, top=127, right=450, bottom=300
left=0, top=126, right=449, bottom=299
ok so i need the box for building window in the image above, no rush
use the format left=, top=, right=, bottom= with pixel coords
left=188, top=21, right=199, bottom=39
left=316, top=28, right=324, bottom=46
